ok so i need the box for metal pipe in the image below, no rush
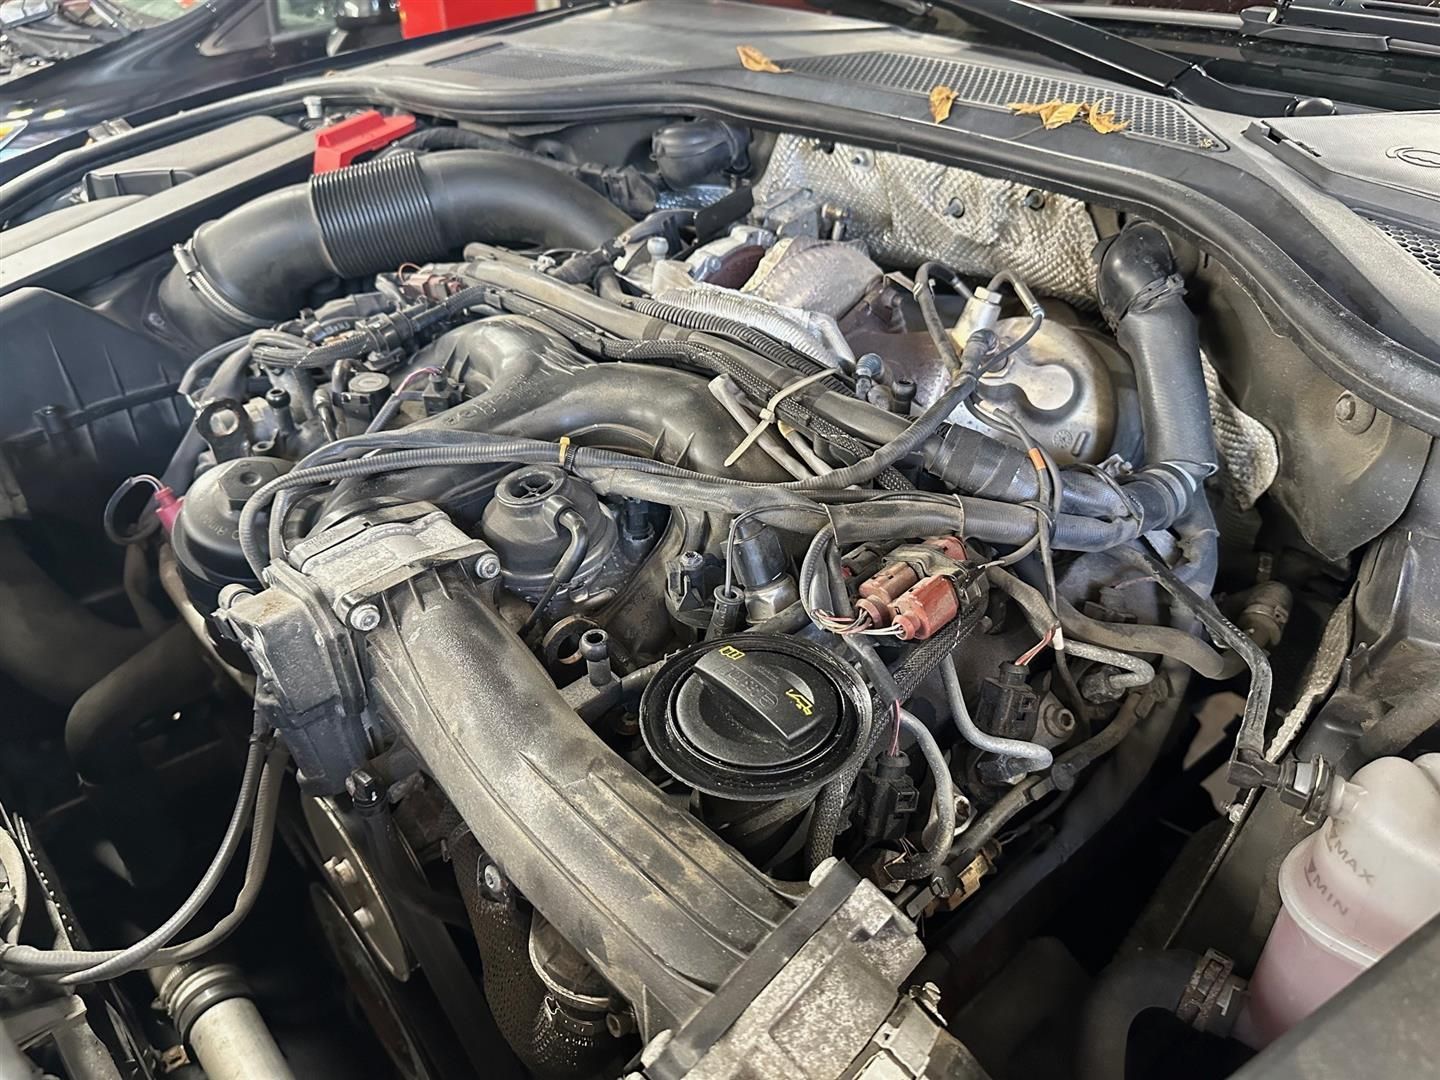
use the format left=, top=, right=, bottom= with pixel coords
left=942, top=658, right=1054, bottom=774
left=151, top=963, right=294, bottom=1080
left=1066, top=640, right=1156, bottom=696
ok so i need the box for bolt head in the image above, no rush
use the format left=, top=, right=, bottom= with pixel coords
left=351, top=906, right=375, bottom=931
left=482, top=864, right=503, bottom=893
left=1023, top=190, right=1047, bottom=210
left=855, top=352, right=884, bottom=378
left=645, top=235, right=669, bottom=258
left=606, top=1012, right=636, bottom=1037
left=345, top=769, right=383, bottom=806
left=475, top=553, right=502, bottom=580
left=1334, top=394, right=1357, bottom=422
left=348, top=603, right=381, bottom=632
left=324, top=856, right=359, bottom=888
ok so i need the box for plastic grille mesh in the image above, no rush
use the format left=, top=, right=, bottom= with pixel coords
left=786, top=51, right=1223, bottom=150
left=435, top=44, right=675, bottom=81
left=1366, top=217, right=1440, bottom=278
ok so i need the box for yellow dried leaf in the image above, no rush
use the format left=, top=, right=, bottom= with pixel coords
left=1008, top=99, right=1061, bottom=117
left=1086, top=101, right=1130, bottom=134
left=736, top=45, right=789, bottom=74
left=929, top=85, right=959, bottom=124
left=1039, top=102, right=1083, bottom=129
left=1007, top=99, right=1085, bottom=129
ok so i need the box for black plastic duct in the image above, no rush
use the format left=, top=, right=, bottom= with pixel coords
left=0, top=525, right=148, bottom=707
left=158, top=150, right=633, bottom=342
left=65, top=623, right=214, bottom=784
left=347, top=316, right=787, bottom=516
left=362, top=581, right=797, bottom=1038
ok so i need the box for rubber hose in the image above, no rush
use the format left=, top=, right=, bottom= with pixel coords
left=1098, top=223, right=1218, bottom=478
left=0, top=525, right=148, bottom=707
left=160, top=150, right=634, bottom=340
left=1066, top=640, right=1156, bottom=694
left=65, top=622, right=215, bottom=784
left=0, top=731, right=267, bottom=980
left=986, top=567, right=1234, bottom=680
left=123, top=544, right=169, bottom=638
left=1, top=745, right=286, bottom=980
left=518, top=509, right=589, bottom=637
left=1074, top=949, right=1198, bottom=1080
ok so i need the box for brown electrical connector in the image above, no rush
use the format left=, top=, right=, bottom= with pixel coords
left=892, top=575, right=962, bottom=640
left=855, top=535, right=967, bottom=630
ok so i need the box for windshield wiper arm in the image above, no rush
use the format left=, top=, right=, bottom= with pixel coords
left=920, top=0, right=1310, bottom=115
left=1240, top=1, right=1440, bottom=57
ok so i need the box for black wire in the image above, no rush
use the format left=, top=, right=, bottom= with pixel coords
left=102, top=475, right=162, bottom=547
left=517, top=509, right=589, bottom=637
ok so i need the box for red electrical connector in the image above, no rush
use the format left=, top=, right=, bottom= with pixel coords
left=153, top=486, right=182, bottom=535
left=855, top=535, right=966, bottom=632
left=891, top=576, right=962, bottom=641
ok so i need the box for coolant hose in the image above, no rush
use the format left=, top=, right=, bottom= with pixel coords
left=65, top=622, right=215, bottom=784
left=1097, top=223, right=1218, bottom=480
left=160, top=151, right=634, bottom=341
left=1075, top=949, right=1199, bottom=1080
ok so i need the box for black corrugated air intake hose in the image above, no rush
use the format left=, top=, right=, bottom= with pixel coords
left=158, top=150, right=634, bottom=344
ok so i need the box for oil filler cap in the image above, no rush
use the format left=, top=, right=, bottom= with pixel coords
left=639, top=635, right=872, bottom=801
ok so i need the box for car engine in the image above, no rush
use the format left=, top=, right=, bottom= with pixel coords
left=1, top=5, right=1438, bottom=1079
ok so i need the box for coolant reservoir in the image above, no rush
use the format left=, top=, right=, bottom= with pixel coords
left=1237, top=754, right=1440, bottom=1047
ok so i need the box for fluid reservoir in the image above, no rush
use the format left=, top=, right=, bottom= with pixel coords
left=1237, top=754, right=1440, bottom=1047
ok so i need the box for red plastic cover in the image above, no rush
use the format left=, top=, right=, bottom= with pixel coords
left=313, top=111, right=417, bottom=173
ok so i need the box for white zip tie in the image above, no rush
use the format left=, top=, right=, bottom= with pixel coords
left=723, top=369, right=834, bottom=469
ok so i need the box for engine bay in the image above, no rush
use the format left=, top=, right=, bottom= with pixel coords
left=1, top=4, right=1438, bottom=1079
